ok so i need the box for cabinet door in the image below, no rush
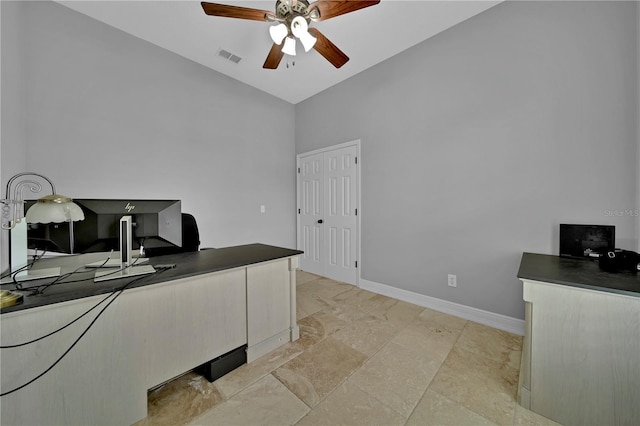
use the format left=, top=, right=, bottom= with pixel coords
left=146, top=269, right=247, bottom=388
left=246, top=260, right=291, bottom=347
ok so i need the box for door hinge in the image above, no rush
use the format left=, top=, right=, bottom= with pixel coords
left=297, top=167, right=300, bottom=173
left=355, top=208, right=358, bottom=216
left=298, top=208, right=301, bottom=214
left=355, top=157, right=358, bottom=165
left=355, top=261, right=358, bottom=268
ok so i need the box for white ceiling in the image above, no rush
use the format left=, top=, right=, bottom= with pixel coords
left=58, top=0, right=501, bottom=104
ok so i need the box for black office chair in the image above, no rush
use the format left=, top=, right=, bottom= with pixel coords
left=144, top=213, right=200, bottom=257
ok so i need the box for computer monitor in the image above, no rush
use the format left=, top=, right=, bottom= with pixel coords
left=559, top=224, right=615, bottom=259
left=27, top=199, right=182, bottom=255
left=26, top=215, right=72, bottom=253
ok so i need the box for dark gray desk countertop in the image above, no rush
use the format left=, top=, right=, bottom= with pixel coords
left=518, top=252, right=640, bottom=298
left=1, top=243, right=303, bottom=314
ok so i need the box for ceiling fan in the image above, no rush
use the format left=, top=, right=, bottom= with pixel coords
left=200, top=0, right=380, bottom=69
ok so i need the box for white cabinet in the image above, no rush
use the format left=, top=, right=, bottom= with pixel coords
left=519, top=279, right=640, bottom=426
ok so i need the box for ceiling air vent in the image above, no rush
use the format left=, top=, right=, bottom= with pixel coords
left=218, top=49, right=242, bottom=64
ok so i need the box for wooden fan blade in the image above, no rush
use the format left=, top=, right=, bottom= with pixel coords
left=201, top=2, right=274, bottom=21
left=263, top=43, right=285, bottom=69
left=308, top=28, right=349, bottom=68
left=308, top=0, right=380, bottom=22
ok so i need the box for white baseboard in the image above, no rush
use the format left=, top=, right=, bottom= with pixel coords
left=359, top=278, right=525, bottom=336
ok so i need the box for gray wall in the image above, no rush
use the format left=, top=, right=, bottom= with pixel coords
left=0, top=2, right=28, bottom=177
left=1, top=0, right=296, bottom=273
left=2, top=1, right=638, bottom=321
left=1, top=2, right=30, bottom=270
left=637, top=3, right=640, bottom=253
left=295, top=1, right=639, bottom=319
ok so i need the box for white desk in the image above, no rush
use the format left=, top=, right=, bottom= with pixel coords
left=0, top=245, right=300, bottom=425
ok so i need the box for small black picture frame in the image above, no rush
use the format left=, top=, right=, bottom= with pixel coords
left=559, top=224, right=615, bottom=259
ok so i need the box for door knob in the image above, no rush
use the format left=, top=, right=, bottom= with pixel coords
left=317, top=219, right=324, bottom=224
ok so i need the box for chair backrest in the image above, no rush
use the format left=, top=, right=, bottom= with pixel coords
left=180, top=213, right=200, bottom=252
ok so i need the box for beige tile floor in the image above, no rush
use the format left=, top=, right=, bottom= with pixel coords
left=136, top=271, right=560, bottom=426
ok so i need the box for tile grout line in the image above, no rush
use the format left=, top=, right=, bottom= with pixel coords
left=292, top=299, right=420, bottom=423
left=420, top=320, right=519, bottom=426
left=300, top=300, right=452, bottom=423
left=399, top=318, right=470, bottom=425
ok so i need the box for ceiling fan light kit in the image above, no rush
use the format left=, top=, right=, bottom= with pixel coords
left=269, top=23, right=289, bottom=45
left=291, top=16, right=316, bottom=52
left=282, top=36, right=297, bottom=56
left=201, top=0, right=380, bottom=69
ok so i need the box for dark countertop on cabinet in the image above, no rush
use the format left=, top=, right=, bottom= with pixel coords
left=518, top=252, right=640, bottom=298
left=1, top=243, right=303, bottom=314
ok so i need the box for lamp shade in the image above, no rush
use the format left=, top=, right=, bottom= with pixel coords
left=26, top=194, right=85, bottom=224
left=291, top=16, right=316, bottom=52
left=298, top=30, right=317, bottom=52
left=269, top=23, right=288, bottom=45
left=282, top=36, right=297, bottom=56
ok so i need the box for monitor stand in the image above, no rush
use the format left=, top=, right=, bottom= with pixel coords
left=0, top=267, right=61, bottom=285
left=86, top=257, right=149, bottom=268
left=94, top=216, right=155, bottom=283
left=94, top=264, right=156, bottom=282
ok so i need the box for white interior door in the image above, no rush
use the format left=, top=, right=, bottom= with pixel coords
left=298, top=143, right=358, bottom=285
left=299, top=153, right=324, bottom=276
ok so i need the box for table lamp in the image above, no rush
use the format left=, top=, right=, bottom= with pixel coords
left=1, top=172, right=84, bottom=285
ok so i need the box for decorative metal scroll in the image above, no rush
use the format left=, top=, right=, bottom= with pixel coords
left=1, top=173, right=55, bottom=230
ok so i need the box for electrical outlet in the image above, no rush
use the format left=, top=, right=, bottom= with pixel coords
left=448, top=274, right=457, bottom=288
left=260, top=205, right=266, bottom=213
